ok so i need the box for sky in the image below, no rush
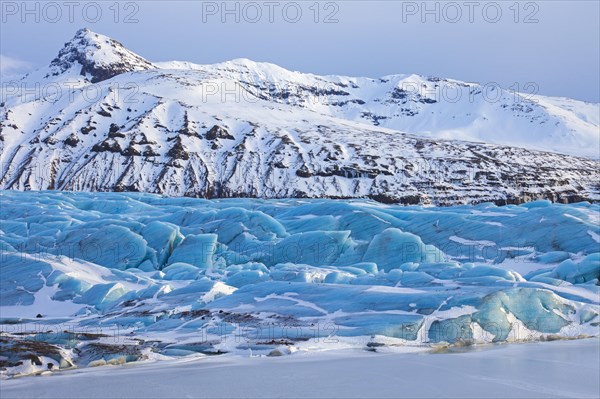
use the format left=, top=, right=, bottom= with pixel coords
left=1, top=1, right=599, bottom=102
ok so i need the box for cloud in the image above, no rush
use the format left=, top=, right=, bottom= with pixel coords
left=0, top=54, right=34, bottom=80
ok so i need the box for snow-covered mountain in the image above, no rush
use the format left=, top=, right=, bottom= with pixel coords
left=1, top=28, right=599, bottom=205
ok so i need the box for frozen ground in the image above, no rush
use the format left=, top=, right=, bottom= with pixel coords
left=1, top=191, right=599, bottom=378
left=1, top=339, right=599, bottom=398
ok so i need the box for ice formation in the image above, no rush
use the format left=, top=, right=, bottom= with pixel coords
left=1, top=191, right=599, bottom=376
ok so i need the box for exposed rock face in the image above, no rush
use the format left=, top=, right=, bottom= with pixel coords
left=206, top=125, right=235, bottom=140
left=0, top=29, right=598, bottom=205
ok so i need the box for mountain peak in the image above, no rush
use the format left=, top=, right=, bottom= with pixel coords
left=48, top=28, right=155, bottom=83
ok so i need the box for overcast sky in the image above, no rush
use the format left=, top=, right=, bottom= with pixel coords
left=1, top=1, right=599, bottom=102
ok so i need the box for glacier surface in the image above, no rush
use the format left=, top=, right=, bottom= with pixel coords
left=0, top=191, right=599, bottom=376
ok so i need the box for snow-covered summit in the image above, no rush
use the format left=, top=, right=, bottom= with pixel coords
left=46, top=28, right=156, bottom=83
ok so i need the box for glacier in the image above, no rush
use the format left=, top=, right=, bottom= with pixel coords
left=0, top=190, right=598, bottom=377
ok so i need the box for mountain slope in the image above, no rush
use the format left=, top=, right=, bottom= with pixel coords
left=153, top=57, right=599, bottom=157
left=0, top=29, right=598, bottom=205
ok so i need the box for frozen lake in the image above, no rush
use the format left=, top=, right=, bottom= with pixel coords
left=2, top=339, right=599, bottom=398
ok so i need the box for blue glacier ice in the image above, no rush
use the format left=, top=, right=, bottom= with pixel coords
left=1, top=191, right=599, bottom=369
